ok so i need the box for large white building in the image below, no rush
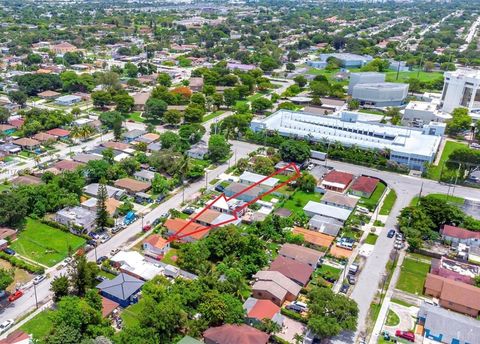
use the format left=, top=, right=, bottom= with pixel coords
left=348, top=72, right=385, bottom=95
left=352, top=82, right=409, bottom=107
left=251, top=110, right=445, bottom=170
left=441, top=69, right=480, bottom=114
left=403, top=101, right=451, bottom=127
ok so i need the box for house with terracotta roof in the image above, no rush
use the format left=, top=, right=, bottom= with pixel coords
left=164, top=218, right=209, bottom=242
left=54, top=159, right=84, bottom=172
left=0, top=330, right=32, bottom=344
left=349, top=176, right=380, bottom=198
left=101, top=296, right=119, bottom=318
left=46, top=128, right=70, bottom=139
left=101, top=141, right=132, bottom=152
left=37, top=90, right=61, bottom=99
left=189, top=77, right=204, bottom=92
left=203, top=324, right=269, bottom=344
left=132, top=92, right=150, bottom=111
left=0, top=124, right=15, bottom=135
left=440, top=225, right=480, bottom=248
left=278, top=243, right=323, bottom=267
left=32, top=132, right=57, bottom=143
left=0, top=227, right=17, bottom=241
left=136, top=132, right=160, bottom=144
left=292, top=226, right=335, bottom=249
left=13, top=137, right=41, bottom=151
left=269, top=255, right=314, bottom=286
left=320, top=170, right=354, bottom=193
left=51, top=42, right=77, bottom=54
left=424, top=273, right=480, bottom=317
left=12, top=175, right=42, bottom=186
left=243, top=297, right=284, bottom=327
left=143, top=234, right=170, bottom=258
left=114, top=178, right=151, bottom=194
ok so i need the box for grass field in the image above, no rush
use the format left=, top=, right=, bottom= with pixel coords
left=203, top=110, right=225, bottom=123
left=379, top=189, right=397, bottom=216
left=281, top=190, right=322, bottom=215
left=391, top=298, right=414, bottom=308
left=365, top=233, right=379, bottom=245
left=10, top=218, right=85, bottom=267
left=20, top=310, right=54, bottom=341
left=426, top=141, right=467, bottom=180
left=359, top=108, right=385, bottom=116
left=360, top=183, right=387, bottom=211
left=161, top=248, right=178, bottom=266
left=385, top=309, right=400, bottom=327
left=315, top=264, right=342, bottom=281
left=127, top=111, right=145, bottom=123
left=121, top=302, right=144, bottom=328
left=410, top=193, right=465, bottom=206
left=385, top=70, right=444, bottom=83
left=396, top=257, right=431, bottom=295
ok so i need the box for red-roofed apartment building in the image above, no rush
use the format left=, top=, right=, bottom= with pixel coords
left=320, top=170, right=354, bottom=193
left=203, top=324, right=269, bottom=344
left=440, top=225, right=480, bottom=247
left=349, top=176, right=379, bottom=198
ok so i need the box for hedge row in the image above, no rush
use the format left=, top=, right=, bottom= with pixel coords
left=0, top=252, right=44, bottom=274
left=280, top=307, right=308, bottom=324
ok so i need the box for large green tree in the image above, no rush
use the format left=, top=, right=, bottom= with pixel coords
left=279, top=140, right=311, bottom=163
left=208, top=134, right=231, bottom=162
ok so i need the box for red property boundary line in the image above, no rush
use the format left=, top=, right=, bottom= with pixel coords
left=167, top=162, right=301, bottom=242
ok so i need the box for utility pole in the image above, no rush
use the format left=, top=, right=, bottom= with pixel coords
left=33, top=282, right=38, bottom=309
left=417, top=54, right=424, bottom=79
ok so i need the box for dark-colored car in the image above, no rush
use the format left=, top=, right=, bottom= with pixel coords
left=214, top=185, right=225, bottom=192
left=152, top=218, right=162, bottom=227
left=387, top=229, right=396, bottom=238
left=96, top=256, right=108, bottom=265
left=182, top=208, right=195, bottom=215
left=339, top=284, right=350, bottom=294
left=95, top=276, right=107, bottom=283
left=87, top=239, right=97, bottom=247
left=2, top=248, right=15, bottom=256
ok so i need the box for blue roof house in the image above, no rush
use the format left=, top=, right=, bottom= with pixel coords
left=96, top=273, right=144, bottom=307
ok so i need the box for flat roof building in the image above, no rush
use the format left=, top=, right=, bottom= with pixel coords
left=352, top=82, right=409, bottom=107
left=251, top=110, right=444, bottom=171
left=441, top=68, right=480, bottom=114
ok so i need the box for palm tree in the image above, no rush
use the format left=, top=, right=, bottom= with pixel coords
left=70, top=126, right=82, bottom=142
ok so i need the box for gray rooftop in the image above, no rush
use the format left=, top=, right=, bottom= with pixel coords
left=84, top=183, right=123, bottom=198
left=123, top=129, right=146, bottom=139
left=96, top=273, right=144, bottom=301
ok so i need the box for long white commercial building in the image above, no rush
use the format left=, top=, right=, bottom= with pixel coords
left=251, top=110, right=445, bottom=171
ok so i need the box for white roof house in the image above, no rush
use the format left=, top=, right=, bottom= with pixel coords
left=303, top=201, right=352, bottom=222
left=239, top=171, right=279, bottom=188
left=110, top=251, right=164, bottom=281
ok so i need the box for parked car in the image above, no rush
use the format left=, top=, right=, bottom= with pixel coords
left=0, top=319, right=14, bottom=334
left=339, top=284, right=350, bottom=294
left=357, top=206, right=369, bottom=214
left=110, top=248, right=120, bottom=256
left=33, top=275, right=46, bottom=285
left=0, top=290, right=6, bottom=299
left=182, top=207, right=195, bottom=215
left=347, top=274, right=356, bottom=285
left=142, top=224, right=152, bottom=232
left=96, top=256, right=108, bottom=264
left=156, top=195, right=165, bottom=203
left=396, top=233, right=404, bottom=240
left=395, top=330, right=415, bottom=342
left=100, top=235, right=111, bottom=243
left=87, top=239, right=97, bottom=247
left=348, top=263, right=359, bottom=275
left=88, top=232, right=100, bottom=240
left=387, top=229, right=396, bottom=238
left=8, top=290, right=23, bottom=302
left=3, top=248, right=15, bottom=255
left=214, top=185, right=225, bottom=192
left=95, top=275, right=107, bottom=283
left=152, top=218, right=162, bottom=227
left=287, top=301, right=308, bottom=313
left=394, top=242, right=404, bottom=250
left=111, top=226, right=124, bottom=234
left=306, top=164, right=314, bottom=171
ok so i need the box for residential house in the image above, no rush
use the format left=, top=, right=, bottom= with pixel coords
left=55, top=95, right=81, bottom=106
left=134, top=192, right=152, bottom=204
left=187, top=141, right=208, bottom=159
left=424, top=273, right=480, bottom=317
left=269, top=255, right=314, bottom=286
left=46, top=128, right=70, bottom=139
left=320, top=191, right=359, bottom=210
left=143, top=234, right=170, bottom=258
left=110, top=251, right=164, bottom=281
left=239, top=171, right=279, bottom=188
left=132, top=92, right=150, bottom=111
left=134, top=169, right=155, bottom=183
left=189, top=77, right=204, bottom=92
left=37, top=90, right=61, bottom=100
left=147, top=142, right=162, bottom=152
left=51, top=42, right=77, bottom=54
left=101, top=296, right=119, bottom=319
left=81, top=197, right=120, bottom=217
left=0, top=331, right=32, bottom=344
left=190, top=209, right=224, bottom=227
left=178, top=337, right=202, bottom=344
left=278, top=243, right=324, bottom=267
left=96, top=272, right=144, bottom=308
left=101, top=141, right=132, bottom=153
left=430, top=256, right=479, bottom=285
left=320, top=170, right=354, bottom=193
left=292, top=226, right=335, bottom=249
left=223, top=182, right=266, bottom=202
left=205, top=196, right=246, bottom=216
left=114, top=178, right=151, bottom=194
left=123, top=129, right=146, bottom=143
left=252, top=270, right=301, bottom=305
left=274, top=161, right=298, bottom=175
left=349, top=176, right=380, bottom=198
left=164, top=218, right=208, bottom=242
left=55, top=206, right=96, bottom=232
left=203, top=324, right=269, bottom=344
left=440, top=225, right=480, bottom=248
left=273, top=208, right=292, bottom=218
left=243, top=297, right=284, bottom=327
left=0, top=124, right=15, bottom=135
left=11, top=175, right=42, bottom=186
left=32, top=132, right=57, bottom=143
left=418, top=302, right=480, bottom=344
left=72, top=153, right=102, bottom=164
left=0, top=227, right=17, bottom=241
left=308, top=215, right=343, bottom=237
left=303, top=201, right=353, bottom=222
left=12, top=138, right=40, bottom=151
left=136, top=133, right=160, bottom=144
left=0, top=143, right=21, bottom=154
left=83, top=183, right=125, bottom=199
left=227, top=62, right=257, bottom=71
left=53, top=159, right=84, bottom=172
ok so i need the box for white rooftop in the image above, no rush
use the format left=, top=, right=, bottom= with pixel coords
left=110, top=251, right=163, bottom=281
left=303, top=201, right=352, bottom=221
left=239, top=171, right=279, bottom=188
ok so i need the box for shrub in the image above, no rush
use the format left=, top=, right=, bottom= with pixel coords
left=0, top=252, right=44, bottom=274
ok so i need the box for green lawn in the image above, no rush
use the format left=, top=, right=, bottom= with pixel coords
left=379, top=189, right=397, bottom=216
left=203, top=110, right=225, bottom=123
left=359, top=108, right=385, bottom=116
left=410, top=193, right=465, bottom=206
left=396, top=257, right=431, bottom=295
left=281, top=190, right=323, bottom=215
left=385, top=309, right=400, bottom=327
left=10, top=218, right=85, bottom=267
left=365, top=233, right=379, bottom=245
left=0, top=183, right=11, bottom=192
left=127, top=111, right=145, bottom=123
left=315, top=264, right=342, bottom=281
left=359, top=183, right=386, bottom=211
left=121, top=302, right=144, bottom=328
left=20, top=310, right=54, bottom=341
left=426, top=141, right=467, bottom=180
left=385, top=70, right=444, bottom=83
left=391, top=298, right=414, bottom=308
left=162, top=248, right=178, bottom=265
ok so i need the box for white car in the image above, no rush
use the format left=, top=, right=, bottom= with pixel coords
left=33, top=275, right=46, bottom=285
left=0, top=319, right=14, bottom=334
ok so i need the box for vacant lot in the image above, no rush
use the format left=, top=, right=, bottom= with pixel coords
left=385, top=70, right=444, bottom=83
left=426, top=141, right=467, bottom=180
left=281, top=190, right=322, bottom=215
left=396, top=256, right=431, bottom=295
left=11, top=218, right=85, bottom=267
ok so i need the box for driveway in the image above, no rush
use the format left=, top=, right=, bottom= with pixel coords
left=277, top=317, right=305, bottom=343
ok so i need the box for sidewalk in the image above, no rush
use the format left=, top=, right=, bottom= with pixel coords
left=369, top=249, right=407, bottom=344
